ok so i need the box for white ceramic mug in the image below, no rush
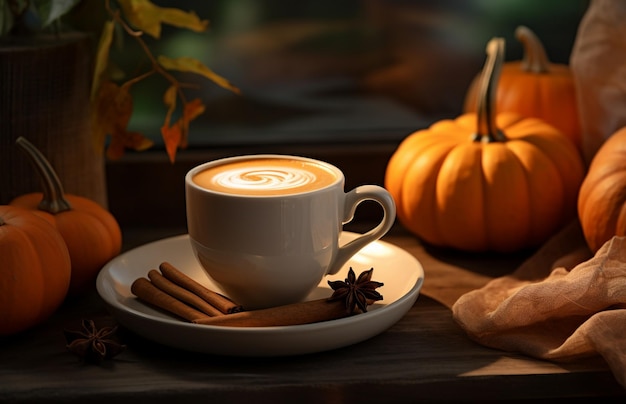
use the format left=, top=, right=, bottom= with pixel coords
left=185, top=154, right=396, bottom=309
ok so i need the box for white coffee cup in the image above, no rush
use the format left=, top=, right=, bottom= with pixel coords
left=185, top=154, right=396, bottom=309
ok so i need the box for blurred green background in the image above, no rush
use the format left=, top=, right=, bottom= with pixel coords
left=106, top=0, right=589, bottom=149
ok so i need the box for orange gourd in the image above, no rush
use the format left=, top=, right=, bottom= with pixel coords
left=578, top=126, right=626, bottom=253
left=0, top=205, right=71, bottom=335
left=385, top=38, right=585, bottom=252
left=464, top=26, right=582, bottom=154
left=10, top=137, right=122, bottom=294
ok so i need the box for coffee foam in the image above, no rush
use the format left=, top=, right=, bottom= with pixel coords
left=215, top=166, right=316, bottom=191
left=193, top=158, right=338, bottom=195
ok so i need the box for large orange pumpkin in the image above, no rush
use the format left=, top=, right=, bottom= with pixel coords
left=11, top=137, right=122, bottom=294
left=464, top=26, right=581, bottom=154
left=0, top=205, right=71, bottom=335
left=385, top=38, right=585, bottom=252
left=578, top=126, right=626, bottom=253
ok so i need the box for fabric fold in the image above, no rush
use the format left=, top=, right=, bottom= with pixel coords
left=452, top=235, right=626, bottom=388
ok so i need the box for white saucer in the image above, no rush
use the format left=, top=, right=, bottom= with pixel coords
left=96, top=232, right=424, bottom=356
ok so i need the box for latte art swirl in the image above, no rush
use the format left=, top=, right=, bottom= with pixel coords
left=193, top=158, right=339, bottom=195
left=215, top=167, right=318, bottom=191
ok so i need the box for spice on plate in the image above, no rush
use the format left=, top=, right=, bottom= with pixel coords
left=328, top=267, right=384, bottom=314
left=131, top=264, right=384, bottom=327
left=192, top=298, right=349, bottom=327
left=159, top=261, right=243, bottom=314
left=131, top=277, right=210, bottom=322
left=148, top=269, right=223, bottom=317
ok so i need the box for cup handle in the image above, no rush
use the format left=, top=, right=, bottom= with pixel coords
left=327, top=185, right=396, bottom=275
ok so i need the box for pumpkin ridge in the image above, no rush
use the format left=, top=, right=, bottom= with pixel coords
left=16, top=215, right=72, bottom=317
left=482, top=144, right=531, bottom=251
left=435, top=143, right=487, bottom=251
left=0, top=206, right=70, bottom=335
left=508, top=140, right=567, bottom=244
left=386, top=131, right=459, bottom=210
left=0, top=227, right=45, bottom=329
left=616, top=203, right=626, bottom=240
left=580, top=191, right=620, bottom=252
left=398, top=141, right=457, bottom=246
left=579, top=171, right=626, bottom=251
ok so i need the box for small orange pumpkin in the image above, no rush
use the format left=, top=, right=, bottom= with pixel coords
left=385, top=38, right=585, bottom=252
left=578, top=126, right=626, bottom=253
left=464, top=26, right=581, bottom=154
left=10, top=137, right=122, bottom=294
left=0, top=205, right=71, bottom=335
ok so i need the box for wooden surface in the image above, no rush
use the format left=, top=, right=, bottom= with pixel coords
left=1, top=225, right=625, bottom=403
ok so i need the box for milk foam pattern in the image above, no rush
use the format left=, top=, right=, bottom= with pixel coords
left=213, top=167, right=317, bottom=191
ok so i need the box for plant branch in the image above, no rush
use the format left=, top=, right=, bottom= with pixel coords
left=105, top=0, right=188, bottom=104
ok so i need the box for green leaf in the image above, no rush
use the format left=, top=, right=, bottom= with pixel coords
left=157, top=55, right=240, bottom=94
left=35, top=0, right=81, bottom=27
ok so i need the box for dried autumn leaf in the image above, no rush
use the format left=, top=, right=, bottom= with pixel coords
left=107, top=130, right=153, bottom=160
left=179, top=98, right=205, bottom=148
left=160, top=99, right=205, bottom=163
left=92, top=80, right=153, bottom=159
left=183, top=98, right=206, bottom=121
left=157, top=55, right=240, bottom=94
left=89, top=1, right=236, bottom=162
left=117, top=0, right=208, bottom=39
left=91, top=19, right=115, bottom=100
left=92, top=81, right=126, bottom=152
left=162, top=85, right=177, bottom=126
left=161, top=122, right=182, bottom=164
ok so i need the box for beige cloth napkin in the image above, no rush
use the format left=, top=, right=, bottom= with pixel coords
left=570, top=0, right=626, bottom=164
left=452, top=225, right=626, bottom=388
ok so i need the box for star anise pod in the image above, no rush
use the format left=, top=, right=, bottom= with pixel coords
left=327, top=267, right=384, bottom=314
left=64, top=319, right=126, bottom=364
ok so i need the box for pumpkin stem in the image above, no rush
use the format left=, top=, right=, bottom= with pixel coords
left=474, top=37, right=507, bottom=143
left=516, top=25, right=550, bottom=73
left=15, top=137, right=72, bottom=214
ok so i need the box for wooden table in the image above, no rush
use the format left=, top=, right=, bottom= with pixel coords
left=1, top=225, right=624, bottom=403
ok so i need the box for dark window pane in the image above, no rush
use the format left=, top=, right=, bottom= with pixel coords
left=121, top=0, right=589, bottom=149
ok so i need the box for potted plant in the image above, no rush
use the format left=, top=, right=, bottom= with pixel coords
left=0, top=0, right=237, bottom=206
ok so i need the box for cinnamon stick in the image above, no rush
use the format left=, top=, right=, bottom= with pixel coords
left=130, top=277, right=211, bottom=322
left=159, top=261, right=243, bottom=313
left=147, top=269, right=223, bottom=317
left=192, top=298, right=350, bottom=327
